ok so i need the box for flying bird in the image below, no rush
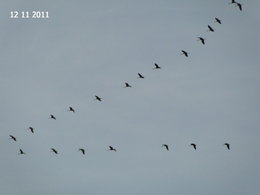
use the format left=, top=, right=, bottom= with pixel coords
left=181, top=50, right=189, bottom=57
left=197, top=37, right=205, bottom=45
left=68, top=106, right=75, bottom=112
left=137, top=73, right=144, bottom=79
left=235, top=2, right=242, bottom=11
left=214, top=17, right=222, bottom=24
left=153, top=63, right=161, bottom=70
left=190, top=143, right=197, bottom=150
left=94, top=95, right=102, bottom=102
left=162, top=144, right=169, bottom=151
left=51, top=148, right=58, bottom=154
left=49, top=114, right=56, bottom=120
left=78, top=148, right=85, bottom=155
left=28, top=127, right=34, bottom=133
left=108, top=146, right=117, bottom=152
left=207, top=25, right=214, bottom=32
left=124, top=82, right=132, bottom=88
left=9, top=135, right=17, bottom=142
left=19, top=149, right=25, bottom=155
left=224, top=143, right=230, bottom=150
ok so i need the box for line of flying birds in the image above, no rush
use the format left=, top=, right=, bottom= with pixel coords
left=8, top=1, right=241, bottom=156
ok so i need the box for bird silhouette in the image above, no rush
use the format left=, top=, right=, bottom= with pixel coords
left=197, top=37, right=205, bottom=45
left=138, top=73, right=144, bottom=79
left=28, top=127, right=34, bottom=133
left=207, top=25, right=214, bottom=32
left=9, top=135, right=17, bottom=142
left=51, top=148, right=58, bottom=154
left=78, top=148, right=85, bottom=155
left=224, top=143, right=230, bottom=150
left=68, top=107, right=75, bottom=112
left=153, top=63, right=161, bottom=70
left=190, top=143, right=197, bottom=150
left=108, top=146, right=117, bottom=152
left=94, top=95, right=102, bottom=102
left=124, top=82, right=132, bottom=88
left=181, top=50, right=189, bottom=57
left=235, top=2, right=242, bottom=11
left=214, top=17, right=222, bottom=24
left=162, top=144, right=169, bottom=151
left=49, top=114, right=56, bottom=120
left=19, top=149, right=25, bottom=155
left=229, top=0, right=237, bottom=4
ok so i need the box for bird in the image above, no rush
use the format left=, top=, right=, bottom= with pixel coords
left=235, top=2, right=242, bottom=11
left=190, top=143, right=197, bottom=150
left=19, top=149, right=25, bottom=155
left=28, top=127, right=34, bottom=133
left=124, top=82, right=132, bottom=88
left=68, top=106, right=75, bottom=112
left=207, top=25, right=214, bottom=32
left=153, top=63, right=161, bottom=70
left=137, top=73, right=144, bottom=79
left=9, top=135, right=17, bottom=142
left=94, top=95, right=102, bottom=102
left=181, top=50, right=189, bottom=57
left=108, top=146, right=117, bottom=152
left=51, top=148, right=58, bottom=154
left=49, top=114, right=56, bottom=120
left=162, top=144, right=169, bottom=151
left=78, top=148, right=85, bottom=155
left=197, top=37, right=205, bottom=45
left=224, top=143, right=230, bottom=150
left=214, top=17, right=222, bottom=24
left=229, top=0, right=237, bottom=4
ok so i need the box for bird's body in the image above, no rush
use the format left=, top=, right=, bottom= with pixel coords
left=224, top=143, right=230, bottom=150
left=190, top=143, right=197, bottom=150
left=19, top=149, right=25, bottom=154
left=51, top=148, right=58, bottom=154
left=162, top=144, right=169, bottom=151
left=207, top=25, right=214, bottom=32
left=108, top=146, right=117, bottom=152
left=28, top=127, right=34, bottom=133
left=9, top=135, right=17, bottom=142
left=124, top=82, right=132, bottom=88
left=181, top=50, right=189, bottom=57
left=138, top=73, right=144, bottom=79
left=153, top=63, right=161, bottom=70
left=95, top=95, right=102, bottom=102
left=215, top=17, right=222, bottom=24
left=49, top=114, right=56, bottom=120
left=198, top=37, right=205, bottom=45
left=78, top=148, right=85, bottom=155
left=69, top=107, right=75, bottom=112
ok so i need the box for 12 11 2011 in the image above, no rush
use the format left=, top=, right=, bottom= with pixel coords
left=10, top=11, right=49, bottom=19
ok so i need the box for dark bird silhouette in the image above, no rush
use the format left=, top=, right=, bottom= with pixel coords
left=190, top=143, right=197, bottom=150
left=162, top=144, right=169, bottom=151
left=214, top=17, right=222, bottom=24
left=153, top=63, right=161, bottom=70
left=224, top=143, right=230, bottom=150
left=124, top=82, right=132, bottom=88
left=49, top=114, right=56, bottom=120
left=94, top=95, right=102, bottom=102
left=19, top=149, right=25, bottom=155
left=181, top=50, right=189, bottom=57
left=235, top=2, right=242, bottom=11
left=108, top=146, right=117, bottom=152
left=51, top=148, right=58, bottom=154
left=9, top=135, right=17, bottom=142
left=78, top=148, right=85, bottom=155
left=68, top=106, right=75, bottom=112
left=207, top=25, right=214, bottom=32
left=138, top=73, right=144, bottom=79
left=28, top=127, right=34, bottom=133
left=197, top=37, right=205, bottom=45
left=229, top=0, right=237, bottom=4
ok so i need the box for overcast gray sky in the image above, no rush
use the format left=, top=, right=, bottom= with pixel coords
left=0, top=0, right=259, bottom=195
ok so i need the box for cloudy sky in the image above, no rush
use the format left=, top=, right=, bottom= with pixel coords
left=0, top=0, right=259, bottom=194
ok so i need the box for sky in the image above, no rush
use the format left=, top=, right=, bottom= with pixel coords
left=0, top=0, right=260, bottom=194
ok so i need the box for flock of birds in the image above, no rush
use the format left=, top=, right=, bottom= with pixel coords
left=8, top=1, right=243, bottom=156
